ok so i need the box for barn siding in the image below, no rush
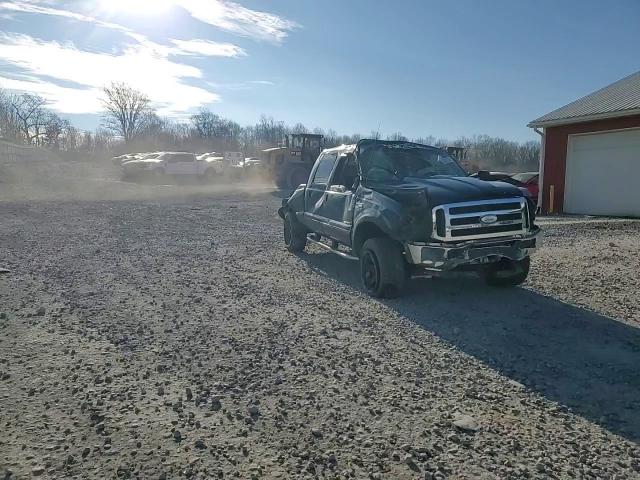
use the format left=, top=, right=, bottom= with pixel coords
left=542, top=114, right=640, bottom=213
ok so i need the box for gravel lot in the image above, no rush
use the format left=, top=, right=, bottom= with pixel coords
left=1, top=162, right=639, bottom=479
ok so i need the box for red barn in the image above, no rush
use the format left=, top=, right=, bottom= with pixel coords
left=528, top=71, right=640, bottom=216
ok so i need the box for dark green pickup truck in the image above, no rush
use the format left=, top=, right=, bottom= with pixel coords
left=279, top=139, right=540, bottom=298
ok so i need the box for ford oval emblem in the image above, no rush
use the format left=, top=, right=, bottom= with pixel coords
left=480, top=214, right=498, bottom=224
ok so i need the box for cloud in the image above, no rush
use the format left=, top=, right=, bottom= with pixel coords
left=0, top=1, right=131, bottom=34
left=207, top=79, right=276, bottom=91
left=170, top=39, right=246, bottom=58
left=0, top=1, right=248, bottom=58
left=174, top=0, right=299, bottom=43
left=0, top=33, right=220, bottom=116
left=0, top=75, right=103, bottom=114
left=0, top=0, right=297, bottom=116
left=0, top=0, right=298, bottom=43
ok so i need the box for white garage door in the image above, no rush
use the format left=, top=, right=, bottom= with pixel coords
left=565, top=128, right=640, bottom=216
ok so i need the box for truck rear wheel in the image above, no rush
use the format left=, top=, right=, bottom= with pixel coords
left=284, top=211, right=307, bottom=252
left=482, top=257, right=530, bottom=287
left=360, top=238, right=406, bottom=298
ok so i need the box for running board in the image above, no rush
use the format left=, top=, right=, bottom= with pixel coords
left=307, top=235, right=358, bottom=261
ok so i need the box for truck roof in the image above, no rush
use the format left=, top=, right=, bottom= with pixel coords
left=321, top=139, right=445, bottom=156
left=321, top=144, right=357, bottom=154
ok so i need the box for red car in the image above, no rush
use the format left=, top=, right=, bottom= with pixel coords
left=511, top=172, right=539, bottom=201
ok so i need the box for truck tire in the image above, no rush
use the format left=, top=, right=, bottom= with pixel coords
left=360, top=237, right=406, bottom=298
left=284, top=211, right=307, bottom=252
left=482, top=257, right=530, bottom=287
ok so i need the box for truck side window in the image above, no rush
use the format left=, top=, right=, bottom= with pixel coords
left=331, top=154, right=357, bottom=189
left=312, top=154, right=337, bottom=184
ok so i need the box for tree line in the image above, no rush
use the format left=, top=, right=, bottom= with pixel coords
left=0, top=82, right=539, bottom=170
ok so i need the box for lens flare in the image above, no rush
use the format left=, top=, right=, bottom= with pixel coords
left=101, top=0, right=174, bottom=15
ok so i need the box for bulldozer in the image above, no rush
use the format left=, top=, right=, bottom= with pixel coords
left=446, top=146, right=467, bottom=162
left=261, top=133, right=324, bottom=189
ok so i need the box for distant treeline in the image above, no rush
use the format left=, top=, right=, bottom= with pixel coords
left=0, top=83, right=538, bottom=171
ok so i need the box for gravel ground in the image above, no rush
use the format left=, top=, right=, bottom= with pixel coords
left=1, top=166, right=639, bottom=479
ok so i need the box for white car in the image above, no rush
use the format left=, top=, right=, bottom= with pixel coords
left=196, top=152, right=220, bottom=161
left=112, top=153, right=138, bottom=166
left=113, top=152, right=161, bottom=166
left=121, top=152, right=221, bottom=180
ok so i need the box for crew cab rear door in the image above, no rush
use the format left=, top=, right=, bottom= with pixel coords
left=302, top=152, right=338, bottom=234
left=316, top=153, right=357, bottom=245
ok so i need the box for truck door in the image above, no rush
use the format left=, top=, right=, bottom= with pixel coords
left=163, top=154, right=179, bottom=175
left=178, top=154, right=197, bottom=175
left=317, top=154, right=357, bottom=245
left=303, top=152, right=337, bottom=234
left=165, top=154, right=195, bottom=175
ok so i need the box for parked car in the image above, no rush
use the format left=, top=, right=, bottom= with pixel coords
left=113, top=152, right=161, bottom=166
left=197, top=153, right=225, bottom=174
left=511, top=172, right=539, bottom=200
left=121, top=152, right=220, bottom=180
left=112, top=153, right=138, bottom=166
left=241, top=157, right=264, bottom=176
left=279, top=140, right=540, bottom=297
left=470, top=170, right=524, bottom=185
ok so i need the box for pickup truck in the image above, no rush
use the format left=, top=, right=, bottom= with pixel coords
left=121, top=152, right=219, bottom=180
left=278, top=140, right=540, bottom=297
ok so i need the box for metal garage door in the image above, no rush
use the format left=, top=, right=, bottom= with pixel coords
left=565, top=128, right=640, bottom=216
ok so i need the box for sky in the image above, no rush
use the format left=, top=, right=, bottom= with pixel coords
left=0, top=0, right=638, bottom=142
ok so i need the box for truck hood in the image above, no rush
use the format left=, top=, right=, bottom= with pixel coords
left=369, top=175, right=524, bottom=207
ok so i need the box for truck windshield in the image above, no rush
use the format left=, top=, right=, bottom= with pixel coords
left=360, top=144, right=466, bottom=182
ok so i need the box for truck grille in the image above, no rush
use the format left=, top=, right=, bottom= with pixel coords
left=432, top=198, right=528, bottom=242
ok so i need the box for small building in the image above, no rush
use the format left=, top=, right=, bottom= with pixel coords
left=528, top=71, right=640, bottom=216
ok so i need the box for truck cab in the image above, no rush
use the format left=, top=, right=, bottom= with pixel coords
left=278, top=139, right=540, bottom=297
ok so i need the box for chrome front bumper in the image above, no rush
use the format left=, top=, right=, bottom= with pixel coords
left=405, top=228, right=541, bottom=270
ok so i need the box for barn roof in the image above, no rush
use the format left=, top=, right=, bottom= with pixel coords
left=528, top=71, right=640, bottom=128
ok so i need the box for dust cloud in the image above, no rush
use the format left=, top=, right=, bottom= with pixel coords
left=0, top=153, right=276, bottom=203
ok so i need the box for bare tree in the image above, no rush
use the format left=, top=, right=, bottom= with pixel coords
left=291, top=122, right=307, bottom=134
left=0, top=89, right=21, bottom=140
left=387, top=132, right=408, bottom=141
left=101, top=82, right=154, bottom=143
left=10, top=93, right=48, bottom=144
left=43, top=112, right=70, bottom=149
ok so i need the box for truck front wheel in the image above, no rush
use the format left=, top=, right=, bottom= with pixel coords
left=284, top=211, right=307, bottom=252
left=482, top=257, right=530, bottom=287
left=360, top=238, right=406, bottom=298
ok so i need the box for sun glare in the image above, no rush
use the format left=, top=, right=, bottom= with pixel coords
left=102, top=0, right=174, bottom=15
